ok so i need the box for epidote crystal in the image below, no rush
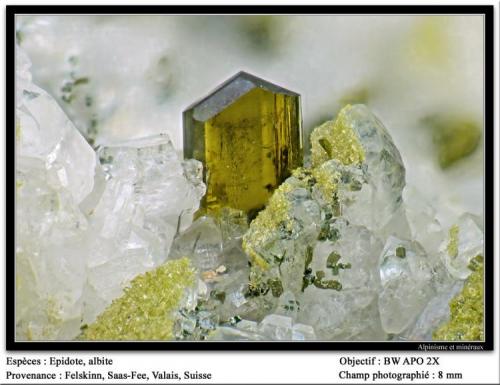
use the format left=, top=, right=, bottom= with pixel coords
left=183, top=71, right=302, bottom=216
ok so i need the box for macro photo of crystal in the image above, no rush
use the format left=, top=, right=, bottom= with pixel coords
left=14, top=15, right=485, bottom=342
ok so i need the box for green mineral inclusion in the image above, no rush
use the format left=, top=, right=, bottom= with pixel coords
left=81, top=258, right=195, bottom=341
left=433, top=255, right=484, bottom=341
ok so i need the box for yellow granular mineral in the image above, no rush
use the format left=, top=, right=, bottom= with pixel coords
left=433, top=255, right=484, bottom=341
left=310, top=104, right=365, bottom=168
left=81, top=258, right=195, bottom=341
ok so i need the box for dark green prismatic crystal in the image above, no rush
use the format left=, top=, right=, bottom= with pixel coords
left=183, top=71, right=303, bottom=216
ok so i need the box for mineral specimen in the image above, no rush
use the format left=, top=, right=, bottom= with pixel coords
left=62, top=102, right=485, bottom=342
left=15, top=16, right=485, bottom=344
left=16, top=43, right=484, bottom=341
left=183, top=71, right=302, bottom=216
left=15, top=46, right=205, bottom=340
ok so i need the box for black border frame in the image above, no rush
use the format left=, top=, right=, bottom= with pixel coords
left=6, top=5, right=494, bottom=351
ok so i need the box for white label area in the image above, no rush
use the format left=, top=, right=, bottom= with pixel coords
left=1, top=351, right=500, bottom=384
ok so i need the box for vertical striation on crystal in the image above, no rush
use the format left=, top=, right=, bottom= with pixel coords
left=183, top=71, right=302, bottom=216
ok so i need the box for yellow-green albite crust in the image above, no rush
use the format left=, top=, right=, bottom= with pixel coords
left=427, top=116, right=481, bottom=169
left=80, top=258, right=195, bottom=341
left=432, top=255, right=484, bottom=341
left=447, top=224, right=459, bottom=258
left=310, top=104, right=365, bottom=168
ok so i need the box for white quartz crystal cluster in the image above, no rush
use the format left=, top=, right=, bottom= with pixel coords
left=15, top=47, right=205, bottom=340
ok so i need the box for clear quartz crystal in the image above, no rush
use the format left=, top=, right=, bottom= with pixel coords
left=208, top=316, right=316, bottom=341
left=169, top=216, right=223, bottom=270
left=346, top=105, right=406, bottom=229
left=405, top=281, right=464, bottom=341
left=236, top=319, right=259, bottom=333
left=292, top=323, right=316, bottom=340
left=16, top=158, right=89, bottom=340
left=319, top=105, right=406, bottom=232
left=16, top=47, right=96, bottom=205
left=299, top=224, right=385, bottom=340
left=97, top=134, right=205, bottom=235
left=441, top=213, right=483, bottom=280
left=400, top=186, right=444, bottom=254
left=207, top=326, right=268, bottom=341
left=258, top=314, right=293, bottom=340
left=378, top=236, right=436, bottom=334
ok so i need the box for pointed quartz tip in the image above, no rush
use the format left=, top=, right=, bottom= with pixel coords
left=183, top=71, right=300, bottom=122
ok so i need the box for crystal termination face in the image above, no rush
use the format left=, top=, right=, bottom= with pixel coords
left=183, top=71, right=303, bottom=215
